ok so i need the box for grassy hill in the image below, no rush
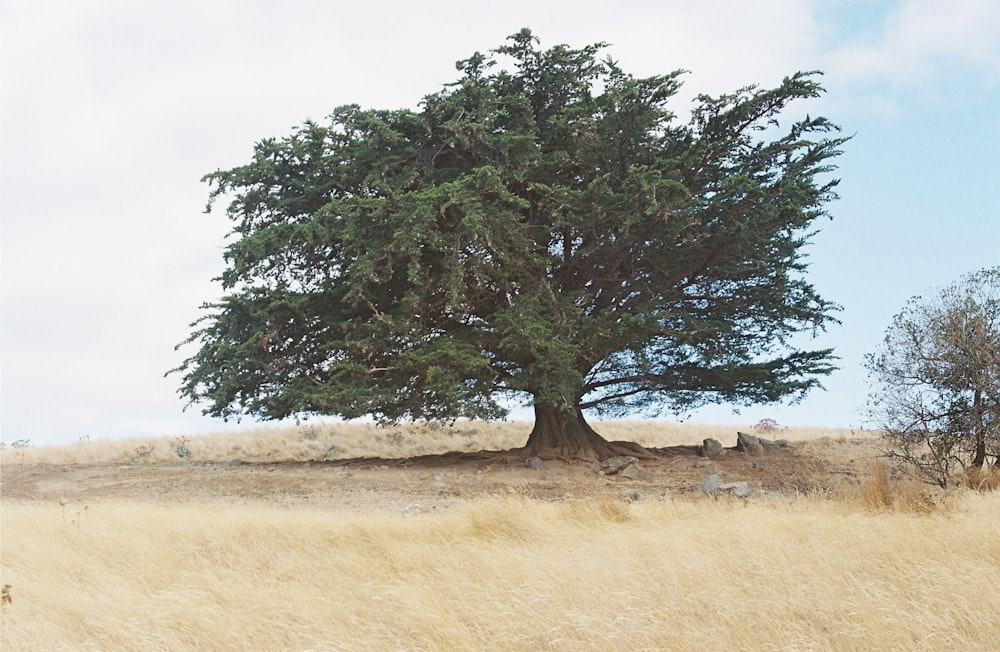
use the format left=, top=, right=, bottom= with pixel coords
left=2, top=421, right=998, bottom=650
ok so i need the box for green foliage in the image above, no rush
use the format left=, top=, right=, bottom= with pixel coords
left=173, top=29, right=845, bottom=439
left=864, top=267, right=1000, bottom=487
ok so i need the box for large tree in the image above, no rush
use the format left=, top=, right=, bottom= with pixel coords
left=175, top=30, right=845, bottom=459
left=864, top=268, right=1000, bottom=487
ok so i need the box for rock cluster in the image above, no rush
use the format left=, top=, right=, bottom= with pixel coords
left=736, top=431, right=790, bottom=455
left=601, top=455, right=642, bottom=478
left=702, top=432, right=790, bottom=457
left=699, top=473, right=751, bottom=498
left=697, top=430, right=794, bottom=496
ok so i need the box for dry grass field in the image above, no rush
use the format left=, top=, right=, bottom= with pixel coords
left=3, top=421, right=999, bottom=650
left=0, top=419, right=857, bottom=465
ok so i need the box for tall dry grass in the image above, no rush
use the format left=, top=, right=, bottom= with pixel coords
left=0, top=420, right=868, bottom=465
left=2, top=493, right=998, bottom=650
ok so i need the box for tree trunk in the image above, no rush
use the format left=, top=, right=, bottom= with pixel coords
left=972, top=389, right=986, bottom=468
left=524, top=402, right=651, bottom=460
left=972, top=434, right=986, bottom=467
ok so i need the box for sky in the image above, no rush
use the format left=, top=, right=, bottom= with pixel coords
left=2, top=0, right=998, bottom=447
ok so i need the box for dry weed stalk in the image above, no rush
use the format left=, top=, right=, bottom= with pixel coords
left=859, top=460, right=893, bottom=510
left=1, top=585, right=11, bottom=606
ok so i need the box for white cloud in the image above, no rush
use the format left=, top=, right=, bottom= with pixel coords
left=825, top=0, right=1000, bottom=87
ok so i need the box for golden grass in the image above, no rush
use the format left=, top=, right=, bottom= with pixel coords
left=0, top=420, right=869, bottom=465
left=964, top=465, right=1000, bottom=492
left=2, top=493, right=998, bottom=650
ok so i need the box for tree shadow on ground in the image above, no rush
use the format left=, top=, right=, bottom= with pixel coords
left=315, top=443, right=707, bottom=471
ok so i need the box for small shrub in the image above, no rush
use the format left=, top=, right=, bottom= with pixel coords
left=753, top=419, right=781, bottom=434
left=172, top=436, right=191, bottom=458
left=134, top=444, right=155, bottom=460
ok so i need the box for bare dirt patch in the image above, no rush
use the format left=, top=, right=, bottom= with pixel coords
left=1, top=437, right=882, bottom=512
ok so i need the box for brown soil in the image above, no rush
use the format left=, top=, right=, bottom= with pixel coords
left=0, top=437, right=882, bottom=512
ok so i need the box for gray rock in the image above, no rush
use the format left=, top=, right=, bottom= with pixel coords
left=700, top=473, right=751, bottom=498
left=719, top=481, right=751, bottom=497
left=620, top=488, right=642, bottom=503
left=699, top=473, right=723, bottom=495
left=775, top=439, right=790, bottom=448
left=736, top=431, right=764, bottom=455
left=701, top=438, right=725, bottom=457
left=602, top=455, right=639, bottom=475
left=620, top=462, right=642, bottom=480
left=525, top=456, right=544, bottom=470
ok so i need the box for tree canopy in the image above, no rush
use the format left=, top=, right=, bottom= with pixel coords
left=864, top=267, right=1000, bottom=487
left=174, top=29, right=846, bottom=459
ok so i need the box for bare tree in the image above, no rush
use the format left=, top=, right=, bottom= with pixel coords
left=864, top=267, right=1000, bottom=488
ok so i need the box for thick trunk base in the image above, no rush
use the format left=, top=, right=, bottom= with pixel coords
left=972, top=434, right=986, bottom=468
left=523, top=403, right=652, bottom=461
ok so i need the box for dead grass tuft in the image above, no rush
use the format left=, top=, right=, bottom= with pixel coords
left=562, top=493, right=633, bottom=524
left=859, top=459, right=894, bottom=510
left=855, top=460, right=957, bottom=514
left=964, top=465, right=1000, bottom=492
